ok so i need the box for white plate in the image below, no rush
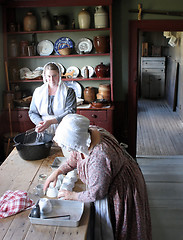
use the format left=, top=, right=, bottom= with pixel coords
left=66, top=66, right=79, bottom=78
left=64, top=81, right=82, bottom=98
left=20, top=67, right=31, bottom=79
left=37, top=40, right=54, bottom=56
left=75, top=38, right=93, bottom=54
left=81, top=66, right=94, bottom=78
left=57, top=63, right=66, bottom=74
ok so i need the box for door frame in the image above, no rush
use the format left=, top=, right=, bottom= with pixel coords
left=128, top=20, right=183, bottom=158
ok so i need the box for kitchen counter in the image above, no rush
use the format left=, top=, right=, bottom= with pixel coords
left=0, top=147, right=90, bottom=240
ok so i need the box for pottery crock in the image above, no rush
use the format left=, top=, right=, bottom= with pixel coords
left=95, top=62, right=109, bottom=78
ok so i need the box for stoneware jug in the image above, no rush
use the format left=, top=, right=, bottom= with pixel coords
left=94, top=6, right=108, bottom=28
left=78, top=8, right=90, bottom=29
left=23, top=12, right=37, bottom=31
left=41, top=12, right=51, bottom=31
left=93, top=36, right=109, bottom=53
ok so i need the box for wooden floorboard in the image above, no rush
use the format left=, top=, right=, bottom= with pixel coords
left=137, top=99, right=183, bottom=156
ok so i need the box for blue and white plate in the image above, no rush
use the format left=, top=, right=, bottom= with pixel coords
left=54, top=37, right=74, bottom=55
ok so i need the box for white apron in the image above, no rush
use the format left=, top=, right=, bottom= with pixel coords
left=33, top=81, right=68, bottom=135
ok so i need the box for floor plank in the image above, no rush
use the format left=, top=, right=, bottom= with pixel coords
left=137, top=99, right=183, bottom=156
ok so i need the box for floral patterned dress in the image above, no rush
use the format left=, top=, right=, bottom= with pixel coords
left=61, top=127, right=152, bottom=240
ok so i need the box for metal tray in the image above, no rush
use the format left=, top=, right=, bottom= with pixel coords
left=29, top=199, right=84, bottom=227
left=50, top=156, right=67, bottom=169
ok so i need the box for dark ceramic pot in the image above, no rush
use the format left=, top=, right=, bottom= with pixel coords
left=95, top=62, right=109, bottom=78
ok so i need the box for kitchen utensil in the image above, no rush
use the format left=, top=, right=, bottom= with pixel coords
left=39, top=198, right=52, bottom=214
left=33, top=184, right=45, bottom=197
left=31, top=201, right=40, bottom=218
left=29, top=199, right=84, bottom=227
left=46, top=182, right=58, bottom=198
left=13, top=131, right=53, bottom=160
left=91, top=99, right=108, bottom=108
left=43, top=214, right=70, bottom=219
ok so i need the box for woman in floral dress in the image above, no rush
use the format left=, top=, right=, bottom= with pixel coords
left=44, top=114, right=152, bottom=240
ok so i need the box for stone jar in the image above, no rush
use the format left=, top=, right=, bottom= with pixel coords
left=78, top=8, right=90, bottom=29
left=41, top=12, right=51, bottom=31
left=93, top=36, right=109, bottom=53
left=94, top=6, right=108, bottom=28
left=23, top=12, right=37, bottom=31
left=84, top=87, right=95, bottom=103
left=98, top=84, right=111, bottom=101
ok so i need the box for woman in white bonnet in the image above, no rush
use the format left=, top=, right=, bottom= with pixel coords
left=44, top=114, right=152, bottom=240
left=28, top=62, right=76, bottom=136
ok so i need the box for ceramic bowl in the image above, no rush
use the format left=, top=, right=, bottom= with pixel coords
left=39, top=198, right=52, bottom=214
left=46, top=182, right=58, bottom=198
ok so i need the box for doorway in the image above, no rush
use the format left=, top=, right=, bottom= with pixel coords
left=128, top=20, right=183, bottom=158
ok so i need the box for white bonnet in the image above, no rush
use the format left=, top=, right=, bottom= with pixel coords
left=43, top=62, right=62, bottom=83
left=53, top=114, right=91, bottom=155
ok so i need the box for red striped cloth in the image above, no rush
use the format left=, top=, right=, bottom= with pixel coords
left=0, top=190, right=34, bottom=218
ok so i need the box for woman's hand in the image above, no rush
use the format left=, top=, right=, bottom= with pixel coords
left=58, top=190, right=78, bottom=201
left=36, top=119, right=58, bottom=132
left=43, top=169, right=59, bottom=193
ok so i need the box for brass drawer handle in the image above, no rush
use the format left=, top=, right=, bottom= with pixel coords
left=18, top=114, right=22, bottom=118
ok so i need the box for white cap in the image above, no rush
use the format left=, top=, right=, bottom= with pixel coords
left=53, top=114, right=91, bottom=155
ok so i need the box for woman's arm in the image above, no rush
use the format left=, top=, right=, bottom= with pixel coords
left=28, top=93, right=43, bottom=125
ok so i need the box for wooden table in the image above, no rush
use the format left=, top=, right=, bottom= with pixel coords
left=0, top=147, right=90, bottom=240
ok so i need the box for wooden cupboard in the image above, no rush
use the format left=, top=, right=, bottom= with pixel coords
left=2, top=0, right=114, bottom=134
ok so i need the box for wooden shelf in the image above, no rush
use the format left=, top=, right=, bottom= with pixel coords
left=7, top=28, right=110, bottom=35
left=8, top=53, right=110, bottom=60
left=10, top=77, right=110, bottom=83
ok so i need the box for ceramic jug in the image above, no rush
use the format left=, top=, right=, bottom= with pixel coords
left=84, top=87, right=95, bottom=103
left=23, top=12, right=37, bottom=31
left=94, top=6, right=108, bottom=28
left=78, top=8, right=90, bottom=29
left=41, top=12, right=51, bottom=31
left=93, top=36, right=109, bottom=53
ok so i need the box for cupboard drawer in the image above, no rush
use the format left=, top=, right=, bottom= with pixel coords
left=79, top=110, right=107, bottom=122
left=16, top=110, right=30, bottom=122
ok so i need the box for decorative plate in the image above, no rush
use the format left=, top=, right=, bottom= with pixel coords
left=64, top=81, right=82, bottom=98
left=66, top=66, right=79, bottom=78
left=54, top=37, right=74, bottom=55
left=57, top=63, right=66, bottom=74
left=20, top=67, right=31, bottom=79
left=75, top=38, right=93, bottom=54
left=37, top=40, right=54, bottom=56
left=81, top=66, right=94, bottom=78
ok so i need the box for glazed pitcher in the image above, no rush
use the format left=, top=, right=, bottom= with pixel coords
left=94, top=6, right=108, bottom=28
